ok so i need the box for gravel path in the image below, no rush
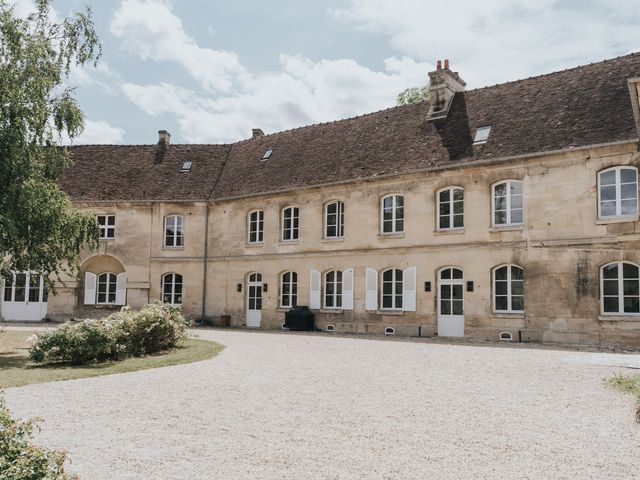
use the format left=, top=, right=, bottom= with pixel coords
left=4, top=329, right=640, bottom=479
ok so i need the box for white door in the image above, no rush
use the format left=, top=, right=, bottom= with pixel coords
left=437, top=267, right=464, bottom=337
left=246, top=273, right=262, bottom=328
left=2, top=273, right=48, bottom=322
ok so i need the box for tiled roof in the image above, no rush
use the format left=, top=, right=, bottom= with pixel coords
left=60, top=53, right=640, bottom=202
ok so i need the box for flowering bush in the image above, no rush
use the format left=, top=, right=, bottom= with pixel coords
left=0, top=393, right=78, bottom=480
left=29, top=303, right=189, bottom=365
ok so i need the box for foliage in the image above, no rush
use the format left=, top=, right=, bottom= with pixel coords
left=608, top=372, right=640, bottom=422
left=396, top=85, right=430, bottom=106
left=0, top=0, right=101, bottom=284
left=28, top=303, right=190, bottom=365
left=0, top=392, right=78, bottom=480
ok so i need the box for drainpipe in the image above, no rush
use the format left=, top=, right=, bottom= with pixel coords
left=200, top=203, right=210, bottom=326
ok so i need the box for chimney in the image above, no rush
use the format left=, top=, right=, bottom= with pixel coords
left=252, top=128, right=265, bottom=138
left=427, top=59, right=466, bottom=120
left=158, top=130, right=171, bottom=145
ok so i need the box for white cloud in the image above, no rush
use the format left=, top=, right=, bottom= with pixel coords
left=110, top=0, right=245, bottom=93
left=73, top=120, right=126, bottom=144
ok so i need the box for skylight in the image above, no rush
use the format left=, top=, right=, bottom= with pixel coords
left=473, top=126, right=492, bottom=144
left=181, top=161, right=192, bottom=171
left=261, top=149, right=273, bottom=160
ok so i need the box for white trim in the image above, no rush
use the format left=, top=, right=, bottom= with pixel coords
left=436, top=186, right=464, bottom=231
left=342, top=268, right=354, bottom=310
left=384, top=326, right=396, bottom=335
left=279, top=271, right=297, bottom=308
left=324, top=200, right=345, bottom=239
left=402, top=266, right=417, bottom=312
left=600, top=261, right=640, bottom=316
left=492, top=264, right=524, bottom=313
left=323, top=270, right=343, bottom=309
left=491, top=180, right=524, bottom=227
left=161, top=272, right=183, bottom=305
left=309, top=269, right=321, bottom=309
left=380, top=194, right=404, bottom=234
left=281, top=206, right=299, bottom=241
left=164, top=214, right=185, bottom=247
left=380, top=268, right=403, bottom=311
left=597, top=166, right=638, bottom=220
left=365, top=268, right=378, bottom=311
left=247, top=209, right=264, bottom=244
left=115, top=272, right=127, bottom=306
left=96, top=214, right=116, bottom=239
left=84, top=271, right=97, bottom=305
left=96, top=272, right=118, bottom=305
left=500, top=332, right=513, bottom=341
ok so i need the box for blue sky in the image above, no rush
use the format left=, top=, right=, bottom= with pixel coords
left=13, top=0, right=640, bottom=144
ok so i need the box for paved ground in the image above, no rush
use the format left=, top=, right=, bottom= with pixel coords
left=4, top=329, right=640, bottom=479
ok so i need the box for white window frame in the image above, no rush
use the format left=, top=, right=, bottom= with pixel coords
left=600, top=261, right=640, bottom=316
left=380, top=268, right=403, bottom=310
left=437, top=186, right=464, bottom=230
left=162, top=273, right=183, bottom=305
left=248, top=210, right=264, bottom=244
left=164, top=215, right=184, bottom=247
left=281, top=206, right=299, bottom=241
left=96, top=272, right=118, bottom=305
left=473, top=125, right=492, bottom=145
left=492, top=264, right=524, bottom=313
left=96, top=215, right=115, bottom=239
left=323, top=270, right=343, bottom=309
left=324, top=201, right=344, bottom=239
left=380, top=194, right=404, bottom=234
left=597, top=166, right=638, bottom=220
left=280, top=271, right=298, bottom=308
left=492, top=180, right=523, bottom=227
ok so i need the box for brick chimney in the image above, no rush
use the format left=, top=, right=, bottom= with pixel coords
left=427, top=59, right=466, bottom=120
left=252, top=128, right=265, bottom=138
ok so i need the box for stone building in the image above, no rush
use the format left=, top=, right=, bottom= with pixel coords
left=3, top=53, right=640, bottom=347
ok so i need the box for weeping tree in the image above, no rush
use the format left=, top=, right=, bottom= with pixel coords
left=0, top=0, right=101, bottom=284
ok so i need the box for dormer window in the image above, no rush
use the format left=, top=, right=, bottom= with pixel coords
left=261, top=149, right=273, bottom=161
left=181, top=161, right=192, bottom=171
left=473, top=126, right=491, bottom=145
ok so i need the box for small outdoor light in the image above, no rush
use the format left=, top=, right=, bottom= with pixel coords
left=424, top=281, right=431, bottom=292
left=237, top=283, right=242, bottom=292
left=466, top=281, right=474, bottom=292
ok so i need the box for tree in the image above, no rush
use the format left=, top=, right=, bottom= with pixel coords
left=0, top=0, right=101, bottom=284
left=396, top=85, right=430, bottom=106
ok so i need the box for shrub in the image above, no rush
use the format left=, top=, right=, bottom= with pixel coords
left=0, top=393, right=78, bottom=480
left=29, top=303, right=189, bottom=365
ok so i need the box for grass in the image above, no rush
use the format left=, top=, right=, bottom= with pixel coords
left=0, top=329, right=224, bottom=388
left=608, top=372, right=640, bottom=422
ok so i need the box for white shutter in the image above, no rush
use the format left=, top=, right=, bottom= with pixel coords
left=84, top=272, right=96, bottom=305
left=115, top=273, right=127, bottom=306
left=403, top=266, right=417, bottom=312
left=309, top=270, right=321, bottom=309
left=365, top=268, right=378, bottom=311
left=342, top=268, right=354, bottom=310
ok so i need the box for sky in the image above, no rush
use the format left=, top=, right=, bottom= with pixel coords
left=11, top=0, right=640, bottom=145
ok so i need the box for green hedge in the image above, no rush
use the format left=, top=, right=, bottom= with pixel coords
left=29, top=303, right=189, bottom=365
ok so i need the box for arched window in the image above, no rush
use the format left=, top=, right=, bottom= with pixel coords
left=248, top=210, right=264, bottom=244
left=601, top=262, right=640, bottom=314
left=164, top=215, right=184, bottom=247
left=437, top=187, right=464, bottom=230
left=97, top=272, right=118, bottom=305
left=381, top=194, right=404, bottom=234
left=324, top=201, right=344, bottom=238
left=598, top=167, right=638, bottom=219
left=324, top=270, right=343, bottom=309
left=280, top=271, right=298, bottom=308
left=281, top=206, right=299, bottom=241
left=493, top=265, right=524, bottom=313
left=162, top=273, right=183, bottom=304
left=492, top=180, right=523, bottom=227
left=381, top=268, right=403, bottom=310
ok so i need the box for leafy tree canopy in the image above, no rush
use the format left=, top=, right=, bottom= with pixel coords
left=0, top=0, right=101, bottom=283
left=396, top=85, right=430, bottom=106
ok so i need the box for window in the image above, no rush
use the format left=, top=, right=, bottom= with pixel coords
left=281, top=206, right=299, bottom=241
left=381, top=195, right=404, bottom=234
left=97, top=215, right=115, bottom=239
left=473, top=126, right=491, bottom=144
left=162, top=273, right=183, bottom=304
left=164, top=215, right=184, bottom=247
left=601, top=262, right=640, bottom=315
left=324, top=270, right=343, bottom=309
left=280, top=271, right=298, bottom=308
left=97, top=273, right=117, bottom=305
left=324, top=201, right=344, bottom=238
left=438, top=187, right=464, bottom=230
left=598, top=167, right=638, bottom=219
left=181, top=161, right=192, bottom=171
left=493, top=265, right=524, bottom=313
left=261, top=149, right=273, bottom=160
left=248, top=210, right=264, bottom=243
left=493, top=180, right=523, bottom=226
left=381, top=268, right=403, bottom=310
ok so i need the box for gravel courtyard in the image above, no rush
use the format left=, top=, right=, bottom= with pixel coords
left=4, top=329, right=640, bottom=479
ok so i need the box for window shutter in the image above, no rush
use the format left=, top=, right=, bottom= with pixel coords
left=365, top=268, right=378, bottom=311
left=84, top=272, right=97, bottom=305
left=342, top=268, right=354, bottom=310
left=115, top=273, right=127, bottom=306
left=309, top=270, right=321, bottom=309
left=403, top=266, right=417, bottom=312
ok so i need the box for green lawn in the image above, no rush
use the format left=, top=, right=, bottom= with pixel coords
left=0, top=329, right=224, bottom=388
